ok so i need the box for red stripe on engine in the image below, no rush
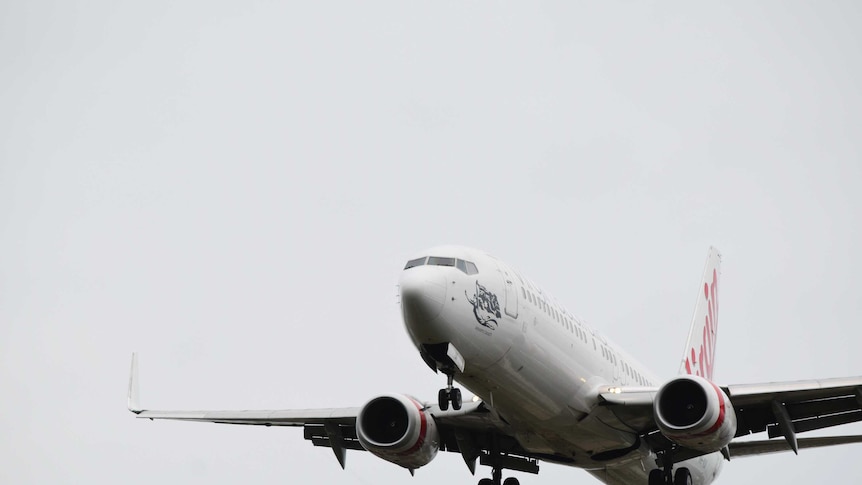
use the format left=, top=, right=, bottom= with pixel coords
left=397, top=398, right=427, bottom=456
left=693, top=381, right=726, bottom=437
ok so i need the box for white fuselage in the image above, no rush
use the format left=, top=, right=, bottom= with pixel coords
left=398, top=246, right=724, bottom=485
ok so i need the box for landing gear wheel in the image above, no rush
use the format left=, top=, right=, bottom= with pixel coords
left=438, top=371, right=462, bottom=411
left=438, top=389, right=449, bottom=411
left=502, top=478, right=520, bottom=485
left=478, top=480, right=493, bottom=485
left=451, top=388, right=462, bottom=410
left=673, top=468, right=692, bottom=485
left=648, top=469, right=664, bottom=485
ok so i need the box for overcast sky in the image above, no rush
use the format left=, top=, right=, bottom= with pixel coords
left=2, top=2, right=861, bottom=484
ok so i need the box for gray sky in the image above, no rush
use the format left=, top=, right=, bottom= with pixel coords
left=2, top=1, right=861, bottom=484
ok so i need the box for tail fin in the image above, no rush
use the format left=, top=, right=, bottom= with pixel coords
left=679, top=247, right=722, bottom=380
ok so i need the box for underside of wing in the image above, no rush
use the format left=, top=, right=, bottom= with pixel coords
left=128, top=354, right=537, bottom=474
left=727, top=376, right=862, bottom=454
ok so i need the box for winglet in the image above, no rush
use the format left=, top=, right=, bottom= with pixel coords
left=128, top=353, right=142, bottom=414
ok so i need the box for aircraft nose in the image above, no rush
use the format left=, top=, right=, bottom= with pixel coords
left=399, top=268, right=447, bottom=326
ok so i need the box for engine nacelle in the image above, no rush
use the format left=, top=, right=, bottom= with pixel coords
left=356, top=393, right=440, bottom=469
left=654, top=375, right=737, bottom=452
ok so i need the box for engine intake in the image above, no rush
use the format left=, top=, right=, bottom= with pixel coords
left=356, top=393, right=439, bottom=469
left=654, top=375, right=737, bottom=452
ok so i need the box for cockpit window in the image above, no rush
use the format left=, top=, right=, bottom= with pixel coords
left=404, top=256, right=480, bottom=275
left=404, top=257, right=427, bottom=269
left=427, top=256, right=456, bottom=267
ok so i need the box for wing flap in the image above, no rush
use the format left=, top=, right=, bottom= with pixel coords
left=768, top=410, right=862, bottom=438
left=728, top=435, right=862, bottom=458
left=786, top=395, right=860, bottom=419
left=727, top=377, right=862, bottom=406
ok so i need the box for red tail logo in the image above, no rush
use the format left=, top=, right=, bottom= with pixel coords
left=684, top=269, right=719, bottom=380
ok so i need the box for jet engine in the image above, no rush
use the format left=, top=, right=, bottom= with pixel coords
left=654, top=375, right=737, bottom=451
left=356, top=393, right=440, bottom=469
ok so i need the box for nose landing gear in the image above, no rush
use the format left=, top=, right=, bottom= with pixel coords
left=438, top=371, right=462, bottom=411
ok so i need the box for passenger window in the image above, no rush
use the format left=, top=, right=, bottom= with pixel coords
left=465, top=261, right=479, bottom=275
left=520, top=287, right=526, bottom=298
left=404, top=257, right=427, bottom=269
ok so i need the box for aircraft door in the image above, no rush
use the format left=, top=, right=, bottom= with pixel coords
left=498, top=264, right=518, bottom=319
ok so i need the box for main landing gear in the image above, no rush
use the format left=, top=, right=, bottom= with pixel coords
left=438, top=371, right=462, bottom=411
left=477, top=467, right=519, bottom=485
left=648, top=467, right=691, bottom=485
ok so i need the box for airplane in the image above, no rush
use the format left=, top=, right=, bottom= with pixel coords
left=128, top=245, right=862, bottom=485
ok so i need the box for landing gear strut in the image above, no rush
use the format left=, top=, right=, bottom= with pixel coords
left=437, top=371, right=462, bottom=411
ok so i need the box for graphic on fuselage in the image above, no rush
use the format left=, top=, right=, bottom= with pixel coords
left=466, top=281, right=502, bottom=330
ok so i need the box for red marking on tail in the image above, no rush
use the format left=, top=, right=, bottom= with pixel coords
left=684, top=269, right=719, bottom=380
